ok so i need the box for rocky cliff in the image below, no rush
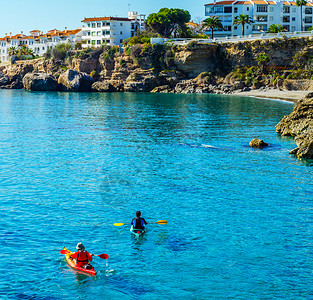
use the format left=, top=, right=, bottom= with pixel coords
left=1, top=36, right=313, bottom=94
left=276, top=93, right=313, bottom=158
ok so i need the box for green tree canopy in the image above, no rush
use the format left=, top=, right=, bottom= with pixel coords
left=267, top=24, right=286, bottom=33
left=147, top=8, right=191, bottom=38
left=256, top=52, right=270, bottom=73
left=233, top=14, right=254, bottom=36
left=296, top=0, right=307, bottom=31
left=203, top=16, right=224, bottom=39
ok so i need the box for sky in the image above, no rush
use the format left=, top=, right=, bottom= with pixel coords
left=0, top=0, right=209, bottom=37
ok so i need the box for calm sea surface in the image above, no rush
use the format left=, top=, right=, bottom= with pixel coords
left=1, top=89, right=312, bottom=299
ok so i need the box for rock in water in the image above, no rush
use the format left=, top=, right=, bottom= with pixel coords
left=58, top=69, right=94, bottom=92
left=249, top=138, right=268, bottom=148
left=23, top=73, right=58, bottom=91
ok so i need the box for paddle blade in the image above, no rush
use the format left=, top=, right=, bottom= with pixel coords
left=114, top=223, right=125, bottom=226
left=156, top=220, right=167, bottom=224
left=60, top=249, right=71, bottom=254
left=97, top=254, right=109, bottom=259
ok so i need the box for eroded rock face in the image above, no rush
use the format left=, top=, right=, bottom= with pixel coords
left=23, top=73, right=59, bottom=91
left=92, top=81, right=116, bottom=92
left=0, top=72, right=9, bottom=87
left=276, top=93, right=313, bottom=158
left=249, top=139, right=268, bottom=148
left=58, top=69, right=94, bottom=92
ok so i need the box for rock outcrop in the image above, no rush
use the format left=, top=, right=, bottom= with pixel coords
left=58, top=69, right=94, bottom=92
left=0, top=72, right=10, bottom=87
left=23, top=73, right=59, bottom=91
left=249, top=138, right=268, bottom=148
left=276, top=93, right=313, bottom=158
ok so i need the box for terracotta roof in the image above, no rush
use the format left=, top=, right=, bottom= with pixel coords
left=20, top=36, right=34, bottom=40
left=234, top=1, right=252, bottom=4
left=81, top=17, right=131, bottom=22
left=30, top=30, right=41, bottom=33
left=252, top=0, right=268, bottom=4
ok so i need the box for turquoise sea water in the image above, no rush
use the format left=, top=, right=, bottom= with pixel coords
left=1, top=89, right=312, bottom=299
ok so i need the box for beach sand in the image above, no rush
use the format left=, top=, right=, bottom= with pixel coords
left=232, top=89, right=310, bottom=102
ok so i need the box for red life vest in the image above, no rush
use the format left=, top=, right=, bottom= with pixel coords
left=76, top=250, right=89, bottom=263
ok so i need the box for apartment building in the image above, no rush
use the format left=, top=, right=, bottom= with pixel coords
left=204, top=0, right=313, bottom=37
left=0, top=28, right=83, bottom=62
left=81, top=11, right=146, bottom=47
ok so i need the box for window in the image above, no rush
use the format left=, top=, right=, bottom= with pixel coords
left=257, top=16, right=267, bottom=22
left=224, top=25, right=231, bottom=31
left=102, top=22, right=106, bottom=26
left=97, top=40, right=101, bottom=44
left=224, top=6, right=232, bottom=13
left=292, top=17, right=296, bottom=21
left=87, top=40, right=91, bottom=44
left=97, top=31, right=101, bottom=36
left=269, top=16, right=274, bottom=21
left=92, top=40, right=96, bottom=45
left=97, top=22, right=101, bottom=27
left=87, top=23, right=91, bottom=27
left=257, top=5, right=267, bottom=12
left=120, top=39, right=123, bottom=43
left=283, top=16, right=290, bottom=22
left=42, top=47, right=45, bottom=50
left=87, top=31, right=91, bottom=36
left=283, top=25, right=290, bottom=31
left=106, top=22, right=110, bottom=26
left=120, top=31, right=123, bottom=34
left=270, top=6, right=274, bottom=12
left=215, top=6, right=223, bottom=13
left=305, top=7, right=313, bottom=14
left=247, top=7, right=249, bottom=11
left=305, top=16, right=312, bottom=23
left=234, top=26, right=237, bottom=30
left=106, top=39, right=110, bottom=43
left=120, top=23, right=123, bottom=26
left=291, top=26, right=296, bottom=31
left=234, top=7, right=238, bottom=13
left=283, top=6, right=290, bottom=14
left=92, top=32, right=96, bottom=36
left=102, top=30, right=110, bottom=35
left=92, top=23, right=96, bottom=28
left=292, top=8, right=296, bottom=13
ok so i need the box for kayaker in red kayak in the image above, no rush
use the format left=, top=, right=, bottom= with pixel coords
left=131, top=211, right=147, bottom=229
left=71, top=243, right=93, bottom=269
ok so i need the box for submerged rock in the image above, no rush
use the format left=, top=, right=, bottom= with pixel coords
left=58, top=69, right=94, bottom=92
left=23, top=73, right=58, bottom=91
left=249, top=138, right=268, bottom=148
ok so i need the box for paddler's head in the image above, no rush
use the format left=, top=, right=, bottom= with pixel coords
left=76, top=242, right=85, bottom=251
left=136, top=211, right=141, bottom=217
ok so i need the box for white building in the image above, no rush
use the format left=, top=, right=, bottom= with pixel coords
left=204, top=0, right=313, bottom=37
left=81, top=11, right=146, bottom=47
left=0, top=28, right=83, bottom=63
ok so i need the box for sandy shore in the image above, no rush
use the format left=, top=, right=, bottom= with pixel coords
left=232, top=89, right=310, bottom=102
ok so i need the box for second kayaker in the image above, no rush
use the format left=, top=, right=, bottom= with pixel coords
left=131, top=211, right=147, bottom=229
left=71, top=243, right=93, bottom=269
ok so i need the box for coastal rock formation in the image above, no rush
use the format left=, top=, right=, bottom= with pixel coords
left=23, top=73, right=59, bottom=91
left=249, top=138, right=268, bottom=148
left=92, top=81, right=116, bottom=92
left=0, top=72, right=9, bottom=87
left=276, top=93, right=313, bottom=158
left=58, top=69, right=94, bottom=92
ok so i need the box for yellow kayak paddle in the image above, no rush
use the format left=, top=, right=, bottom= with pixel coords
left=114, top=220, right=167, bottom=226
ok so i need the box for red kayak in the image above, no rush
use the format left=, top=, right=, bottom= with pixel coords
left=62, top=247, right=96, bottom=276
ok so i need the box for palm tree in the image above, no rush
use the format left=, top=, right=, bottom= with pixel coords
left=268, top=24, right=286, bottom=33
left=256, top=52, right=270, bottom=73
left=203, top=16, right=224, bottom=39
left=233, top=14, right=254, bottom=36
left=7, top=46, right=18, bottom=57
left=296, top=0, right=307, bottom=31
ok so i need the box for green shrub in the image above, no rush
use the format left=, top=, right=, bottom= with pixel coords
left=52, top=43, right=72, bottom=60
